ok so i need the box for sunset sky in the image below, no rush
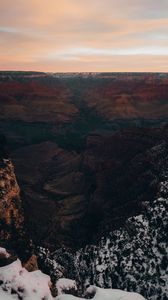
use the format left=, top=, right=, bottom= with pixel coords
left=0, top=0, right=168, bottom=72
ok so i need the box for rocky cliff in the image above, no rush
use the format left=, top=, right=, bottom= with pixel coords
left=0, top=135, right=24, bottom=253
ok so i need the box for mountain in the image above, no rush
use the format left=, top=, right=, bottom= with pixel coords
left=0, top=71, right=168, bottom=248
left=0, top=72, right=168, bottom=299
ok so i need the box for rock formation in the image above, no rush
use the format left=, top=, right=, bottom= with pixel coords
left=0, top=135, right=23, bottom=243
left=0, top=134, right=31, bottom=261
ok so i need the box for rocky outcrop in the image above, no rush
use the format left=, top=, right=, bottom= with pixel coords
left=24, top=254, right=38, bottom=272
left=0, top=159, right=22, bottom=228
left=0, top=135, right=24, bottom=250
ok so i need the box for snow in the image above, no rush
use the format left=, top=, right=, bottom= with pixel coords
left=56, top=278, right=77, bottom=295
left=0, top=247, right=10, bottom=258
left=0, top=258, right=52, bottom=300
left=55, top=286, right=146, bottom=300
left=75, top=197, right=168, bottom=299
left=0, top=257, right=147, bottom=300
left=56, top=296, right=82, bottom=300
left=0, top=289, right=18, bottom=299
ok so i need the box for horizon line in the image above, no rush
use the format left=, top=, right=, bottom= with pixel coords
left=0, top=70, right=168, bottom=74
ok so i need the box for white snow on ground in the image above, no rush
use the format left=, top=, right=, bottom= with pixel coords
left=0, top=256, right=146, bottom=300
left=56, top=278, right=77, bottom=295
left=55, top=286, right=146, bottom=300
left=0, top=289, right=18, bottom=299
left=0, top=258, right=52, bottom=300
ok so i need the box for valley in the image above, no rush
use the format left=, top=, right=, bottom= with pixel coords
left=0, top=72, right=168, bottom=299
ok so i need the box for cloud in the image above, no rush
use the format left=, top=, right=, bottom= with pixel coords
left=0, top=0, right=168, bottom=71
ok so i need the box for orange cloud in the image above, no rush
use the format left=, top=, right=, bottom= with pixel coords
left=0, top=0, right=168, bottom=71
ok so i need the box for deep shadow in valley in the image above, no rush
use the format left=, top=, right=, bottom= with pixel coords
left=0, top=72, right=168, bottom=249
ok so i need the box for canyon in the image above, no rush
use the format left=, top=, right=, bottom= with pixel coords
left=0, top=72, right=168, bottom=299
left=0, top=72, right=168, bottom=248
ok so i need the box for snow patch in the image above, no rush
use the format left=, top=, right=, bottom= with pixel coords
left=55, top=286, right=146, bottom=300
left=0, top=258, right=52, bottom=300
left=56, top=278, right=77, bottom=295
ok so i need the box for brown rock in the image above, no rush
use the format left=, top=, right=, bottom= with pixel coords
left=0, top=153, right=24, bottom=243
left=24, top=254, right=38, bottom=272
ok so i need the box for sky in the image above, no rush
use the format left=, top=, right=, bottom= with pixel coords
left=0, top=0, right=168, bottom=72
